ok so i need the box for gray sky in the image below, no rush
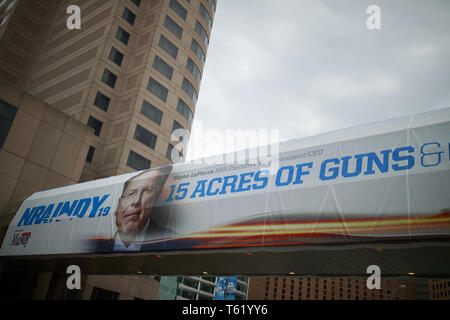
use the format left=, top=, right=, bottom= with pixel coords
left=186, top=0, right=450, bottom=160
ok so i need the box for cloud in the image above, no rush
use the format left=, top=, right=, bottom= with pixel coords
left=190, top=0, right=450, bottom=159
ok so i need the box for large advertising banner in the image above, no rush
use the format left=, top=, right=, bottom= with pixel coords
left=0, top=108, right=449, bottom=256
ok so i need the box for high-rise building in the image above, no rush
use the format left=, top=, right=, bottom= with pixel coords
left=247, top=277, right=417, bottom=300
left=0, top=0, right=215, bottom=180
left=429, top=280, right=450, bottom=300
left=158, top=276, right=249, bottom=300
left=0, top=0, right=217, bottom=300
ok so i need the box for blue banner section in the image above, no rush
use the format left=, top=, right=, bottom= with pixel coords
left=165, top=142, right=446, bottom=202
left=17, top=195, right=110, bottom=226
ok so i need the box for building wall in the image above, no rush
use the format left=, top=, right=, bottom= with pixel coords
left=81, top=275, right=160, bottom=300
left=6, top=0, right=216, bottom=181
left=247, top=277, right=416, bottom=300
left=0, top=0, right=217, bottom=300
left=0, top=0, right=60, bottom=88
left=429, top=280, right=450, bottom=300
left=0, top=77, right=94, bottom=241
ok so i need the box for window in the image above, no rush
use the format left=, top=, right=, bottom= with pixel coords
left=166, top=144, right=182, bottom=162
left=191, top=39, right=205, bottom=66
left=91, top=287, right=119, bottom=300
left=182, top=77, right=198, bottom=104
left=0, top=15, right=8, bottom=26
left=186, top=57, right=201, bottom=84
left=159, top=35, right=178, bottom=59
left=116, top=27, right=130, bottom=45
left=153, top=55, right=173, bottom=80
left=109, top=47, right=124, bottom=66
left=122, top=7, right=136, bottom=26
left=127, top=150, right=151, bottom=170
left=101, top=69, right=117, bottom=88
left=147, top=77, right=168, bottom=102
left=87, top=116, right=103, bottom=136
left=198, top=3, right=212, bottom=31
left=164, top=15, right=183, bottom=39
left=5, top=0, right=16, bottom=12
left=172, top=120, right=183, bottom=133
left=134, top=124, right=157, bottom=149
left=0, top=99, right=17, bottom=148
left=206, top=0, right=216, bottom=13
left=86, top=146, right=95, bottom=163
left=130, top=0, right=141, bottom=7
left=140, top=100, right=163, bottom=125
left=94, top=92, right=110, bottom=112
left=176, top=99, right=193, bottom=126
left=169, top=0, right=187, bottom=20
left=195, top=21, right=208, bottom=47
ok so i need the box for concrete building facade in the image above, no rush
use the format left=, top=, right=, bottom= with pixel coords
left=0, top=0, right=216, bottom=300
left=1, top=0, right=215, bottom=181
left=158, top=276, right=249, bottom=300
left=247, top=276, right=417, bottom=300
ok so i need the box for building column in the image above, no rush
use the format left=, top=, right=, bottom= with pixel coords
left=32, top=272, right=53, bottom=300
left=416, top=279, right=430, bottom=300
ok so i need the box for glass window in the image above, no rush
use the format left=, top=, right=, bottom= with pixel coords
left=109, top=47, right=124, bottom=66
left=86, top=146, right=95, bottom=163
left=198, top=3, right=212, bottom=31
left=195, top=21, right=208, bottom=47
left=164, top=15, right=183, bottom=39
left=134, top=124, right=157, bottom=149
left=186, top=57, right=201, bottom=85
left=191, top=39, right=205, bottom=66
left=166, top=144, right=181, bottom=161
left=169, top=0, right=187, bottom=20
left=153, top=55, right=173, bottom=80
left=101, top=69, right=117, bottom=88
left=172, top=120, right=184, bottom=133
left=130, top=0, right=141, bottom=7
left=87, top=116, right=103, bottom=136
left=93, top=92, right=110, bottom=112
left=5, top=0, right=16, bottom=12
left=147, top=77, right=168, bottom=102
left=182, top=77, right=197, bottom=104
left=122, top=7, right=136, bottom=26
left=176, top=98, right=193, bottom=126
left=116, top=27, right=130, bottom=45
left=0, top=15, right=8, bottom=26
left=140, top=100, right=163, bottom=125
left=0, top=99, right=17, bottom=148
left=206, top=0, right=216, bottom=13
left=159, top=35, right=178, bottom=59
left=127, top=150, right=151, bottom=170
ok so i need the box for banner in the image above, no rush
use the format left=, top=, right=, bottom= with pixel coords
left=1, top=108, right=449, bottom=256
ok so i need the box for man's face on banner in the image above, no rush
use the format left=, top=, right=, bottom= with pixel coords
left=115, top=170, right=163, bottom=235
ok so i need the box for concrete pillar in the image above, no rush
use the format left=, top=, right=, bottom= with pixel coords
left=415, top=278, right=430, bottom=300
left=32, top=272, right=53, bottom=300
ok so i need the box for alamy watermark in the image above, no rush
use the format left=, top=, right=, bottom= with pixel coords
left=366, top=5, right=381, bottom=30
left=169, top=121, right=281, bottom=174
left=66, top=5, right=81, bottom=30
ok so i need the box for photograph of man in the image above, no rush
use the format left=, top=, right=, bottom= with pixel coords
left=113, top=165, right=173, bottom=251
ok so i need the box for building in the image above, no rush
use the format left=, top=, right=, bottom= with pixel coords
left=247, top=277, right=417, bottom=300
left=158, top=276, right=249, bottom=300
left=0, top=0, right=215, bottom=179
left=429, top=280, right=450, bottom=300
left=0, top=0, right=217, bottom=300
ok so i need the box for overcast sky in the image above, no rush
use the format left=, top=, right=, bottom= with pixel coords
left=186, top=0, right=450, bottom=160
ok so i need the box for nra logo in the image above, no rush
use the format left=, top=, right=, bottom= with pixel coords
left=10, top=231, right=32, bottom=248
